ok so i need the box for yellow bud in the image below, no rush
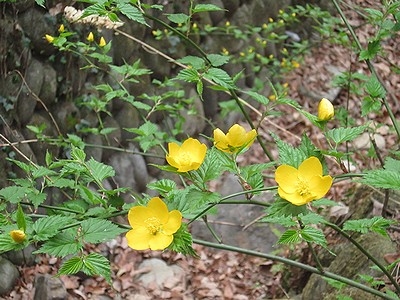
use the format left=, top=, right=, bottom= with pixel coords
left=292, top=13, right=297, bottom=17
left=225, top=21, right=230, bottom=27
left=262, top=23, right=268, bottom=29
left=99, top=37, right=106, bottom=47
left=152, top=30, right=157, bottom=36
left=240, top=52, right=245, bottom=57
left=279, top=19, right=284, bottom=24
left=262, top=40, right=267, bottom=45
left=256, top=53, right=261, bottom=58
left=87, top=32, right=94, bottom=42
left=58, top=24, right=65, bottom=33
left=10, top=230, right=26, bottom=243
left=291, top=60, right=300, bottom=68
left=269, top=18, right=274, bottom=23
left=269, top=54, right=274, bottom=59
left=268, top=95, right=276, bottom=101
left=45, top=34, right=54, bottom=43
left=192, top=23, right=198, bottom=29
left=279, top=9, right=284, bottom=14
left=318, top=98, right=334, bottom=121
left=283, top=82, right=289, bottom=88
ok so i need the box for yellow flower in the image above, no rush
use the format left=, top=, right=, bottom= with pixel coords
left=99, top=37, right=106, bottom=47
left=45, top=34, right=54, bottom=43
left=225, top=21, right=230, bottom=27
left=275, top=157, right=333, bottom=206
left=87, top=32, right=94, bottom=42
left=213, top=124, right=257, bottom=154
left=268, top=95, right=276, bottom=101
left=10, top=230, right=26, bottom=243
left=126, top=197, right=182, bottom=250
left=318, top=98, right=334, bottom=121
left=166, top=138, right=207, bottom=172
left=291, top=60, right=300, bottom=68
left=58, top=24, right=65, bottom=33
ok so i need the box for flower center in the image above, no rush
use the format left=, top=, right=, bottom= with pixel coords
left=296, top=179, right=311, bottom=197
left=177, top=151, right=191, bottom=166
left=145, top=217, right=162, bottom=235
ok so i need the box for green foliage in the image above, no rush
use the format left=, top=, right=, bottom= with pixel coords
left=325, top=125, right=369, bottom=146
left=80, top=219, right=126, bottom=244
left=361, top=157, right=400, bottom=190
left=32, top=216, right=74, bottom=241
left=34, top=231, right=83, bottom=257
left=343, top=216, right=396, bottom=238
left=168, top=223, right=198, bottom=257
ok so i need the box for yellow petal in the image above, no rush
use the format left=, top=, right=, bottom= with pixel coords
left=167, top=142, right=180, bottom=157
left=213, top=128, right=229, bottom=151
left=278, top=189, right=308, bottom=206
left=318, top=98, right=334, bottom=121
left=298, top=157, right=323, bottom=180
left=126, top=227, right=152, bottom=250
left=226, top=124, right=247, bottom=147
left=99, top=37, right=106, bottom=47
left=191, top=143, right=207, bottom=164
left=147, top=197, right=169, bottom=224
left=10, top=230, right=26, bottom=243
left=87, top=32, right=94, bottom=42
left=275, top=164, right=299, bottom=193
left=45, top=34, right=54, bottom=43
left=128, top=206, right=153, bottom=227
left=244, top=129, right=257, bottom=147
left=308, top=175, right=333, bottom=199
left=165, top=155, right=179, bottom=169
left=163, top=210, right=182, bottom=235
left=149, top=232, right=173, bottom=250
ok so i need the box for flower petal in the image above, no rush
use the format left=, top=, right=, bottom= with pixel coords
left=163, top=210, right=182, bottom=235
left=298, top=157, right=323, bottom=180
left=166, top=155, right=179, bottom=169
left=126, top=227, right=152, bottom=250
left=168, top=142, right=181, bottom=157
left=308, top=175, right=333, bottom=199
left=190, top=143, right=207, bottom=164
left=226, top=124, right=247, bottom=147
left=244, top=129, right=257, bottom=147
left=147, top=197, right=169, bottom=224
left=149, top=232, right=173, bottom=250
left=128, top=206, right=153, bottom=227
left=278, top=188, right=307, bottom=206
left=275, top=165, right=298, bottom=193
left=214, top=128, right=229, bottom=151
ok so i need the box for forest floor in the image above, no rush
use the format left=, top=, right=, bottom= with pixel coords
left=3, top=0, right=400, bottom=299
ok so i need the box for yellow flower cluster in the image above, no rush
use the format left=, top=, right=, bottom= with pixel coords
left=213, top=124, right=257, bottom=154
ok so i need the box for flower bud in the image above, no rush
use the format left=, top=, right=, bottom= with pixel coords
left=318, top=98, right=334, bottom=121
left=99, top=37, right=106, bottom=47
left=10, top=230, right=26, bottom=243
left=87, top=32, right=94, bottom=42
left=45, top=34, right=54, bottom=43
left=58, top=24, right=65, bottom=33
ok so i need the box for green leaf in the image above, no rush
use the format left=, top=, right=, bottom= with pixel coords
left=0, top=186, right=26, bottom=203
left=86, top=158, right=115, bottom=183
left=343, top=216, right=396, bottom=238
left=81, top=219, right=126, bottom=244
left=361, top=169, right=400, bottom=190
left=70, top=146, right=86, bottom=162
left=147, top=179, right=176, bottom=195
left=27, top=190, right=47, bottom=208
left=34, top=231, right=83, bottom=257
left=240, top=163, right=274, bottom=192
left=166, top=13, right=190, bottom=24
left=206, top=54, right=230, bottom=67
left=365, top=75, right=386, bottom=98
left=7, top=158, right=32, bottom=173
left=385, top=157, right=400, bottom=172
left=359, top=40, right=381, bottom=60
left=326, top=125, right=368, bottom=145
left=192, top=147, right=222, bottom=183
left=298, top=213, right=326, bottom=225
left=58, top=256, right=84, bottom=276
left=31, top=166, right=57, bottom=179
left=300, top=226, right=327, bottom=247
left=244, top=91, right=269, bottom=106
left=82, top=253, right=112, bottom=284
left=47, top=178, right=76, bottom=189
left=175, top=68, right=200, bottom=83
left=16, top=204, right=26, bottom=232
left=117, top=3, right=147, bottom=25
left=168, top=223, right=198, bottom=257
left=32, top=215, right=74, bottom=241
left=260, top=215, right=297, bottom=227
left=35, top=0, right=45, bottom=8
left=0, top=234, right=24, bottom=254
left=277, top=229, right=301, bottom=244
left=203, top=68, right=236, bottom=89
left=192, top=4, right=224, bottom=13
left=267, top=197, right=308, bottom=218
left=361, top=96, right=381, bottom=116
left=271, top=132, right=307, bottom=168
left=177, top=56, right=205, bottom=70
left=312, top=198, right=339, bottom=207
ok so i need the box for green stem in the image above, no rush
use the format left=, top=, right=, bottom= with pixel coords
left=333, top=173, right=366, bottom=179
left=20, top=202, right=80, bottom=214
left=85, top=143, right=164, bottom=158
left=229, top=89, right=275, bottom=162
left=202, top=216, right=222, bottom=243
left=331, top=0, right=400, bottom=141
left=298, top=220, right=324, bottom=273
left=193, top=238, right=396, bottom=300
left=326, top=222, right=400, bottom=294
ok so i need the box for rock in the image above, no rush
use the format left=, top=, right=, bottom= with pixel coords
left=302, top=232, right=397, bottom=300
left=84, top=133, right=103, bottom=162
left=179, top=88, right=206, bottom=137
left=108, top=143, right=149, bottom=194
left=4, top=244, right=36, bottom=266
left=221, top=0, right=240, bottom=17
left=33, top=274, right=67, bottom=300
left=353, top=132, right=385, bottom=150
left=38, top=63, right=57, bottom=107
left=52, top=100, right=80, bottom=134
left=16, top=58, right=44, bottom=125
left=137, top=258, right=185, bottom=289
left=190, top=173, right=278, bottom=253
left=101, top=116, right=122, bottom=161
left=0, top=257, right=19, bottom=296
left=143, top=146, right=165, bottom=177
left=204, top=0, right=225, bottom=25
left=113, top=102, right=141, bottom=143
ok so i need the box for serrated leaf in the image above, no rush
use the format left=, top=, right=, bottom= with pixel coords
left=0, top=186, right=26, bottom=203
left=70, top=146, right=86, bottom=162
left=192, top=4, right=224, bottom=13
left=81, top=219, right=126, bottom=244
left=300, top=226, right=327, bottom=247
left=168, top=223, right=198, bottom=257
left=31, top=166, right=57, bottom=179
left=166, top=13, right=190, bottom=24
left=311, top=198, right=339, bottom=207
left=244, top=91, right=269, bottom=106
left=260, top=215, right=297, bottom=227
left=206, top=54, right=229, bottom=67
left=343, top=216, right=396, bottom=238
left=361, top=169, right=400, bottom=190
left=82, top=253, right=112, bottom=284
left=0, top=234, right=24, bottom=254
left=34, top=231, right=83, bottom=257
left=365, top=75, right=386, bottom=98
left=192, top=147, right=222, bottom=183
left=58, top=256, right=83, bottom=276
left=27, top=191, right=47, bottom=208
left=35, top=0, right=45, bottom=8
left=16, top=204, right=26, bottom=232
left=32, top=215, right=75, bottom=241
left=7, top=158, right=32, bottom=173
left=385, top=157, right=400, bottom=172
left=361, top=96, right=381, bottom=116
left=175, top=68, right=200, bottom=83
left=267, top=197, right=308, bottom=218
left=203, top=68, right=235, bottom=89
left=277, top=229, right=301, bottom=244
left=359, top=40, right=381, bottom=60
left=86, top=158, right=115, bottom=184
left=117, top=3, right=147, bottom=25
left=271, top=132, right=307, bottom=168
left=177, top=56, right=205, bottom=70
left=299, top=213, right=326, bottom=225
left=147, top=179, right=176, bottom=195
left=326, top=125, right=368, bottom=145
left=48, top=178, right=76, bottom=189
